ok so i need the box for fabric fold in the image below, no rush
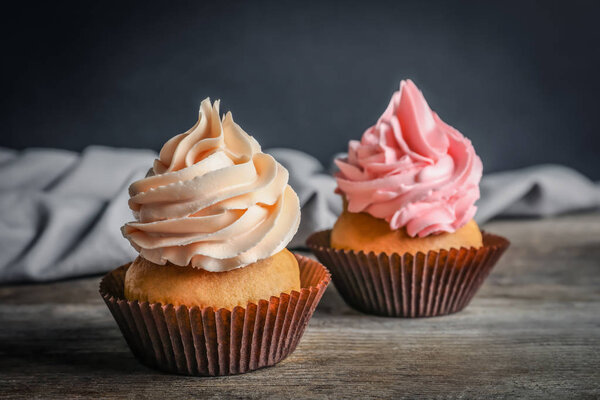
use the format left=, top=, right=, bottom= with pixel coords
left=0, top=145, right=598, bottom=283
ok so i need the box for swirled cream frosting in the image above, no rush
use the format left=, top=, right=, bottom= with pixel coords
left=122, top=98, right=300, bottom=272
left=335, top=80, right=482, bottom=237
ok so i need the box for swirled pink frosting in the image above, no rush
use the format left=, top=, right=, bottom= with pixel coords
left=335, top=80, right=482, bottom=237
left=122, top=98, right=300, bottom=272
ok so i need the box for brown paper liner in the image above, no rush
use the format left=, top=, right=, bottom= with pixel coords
left=306, top=230, right=509, bottom=318
left=99, top=254, right=330, bottom=376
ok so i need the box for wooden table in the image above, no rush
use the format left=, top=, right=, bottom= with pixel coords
left=1, top=213, right=599, bottom=399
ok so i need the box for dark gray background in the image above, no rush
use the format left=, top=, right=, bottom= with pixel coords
left=2, top=0, right=599, bottom=178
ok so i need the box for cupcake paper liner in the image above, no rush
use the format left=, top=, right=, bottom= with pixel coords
left=99, top=254, right=331, bottom=376
left=306, top=230, right=509, bottom=318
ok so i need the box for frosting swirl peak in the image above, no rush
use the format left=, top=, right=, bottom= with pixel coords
left=122, top=98, right=300, bottom=272
left=335, top=80, right=482, bottom=237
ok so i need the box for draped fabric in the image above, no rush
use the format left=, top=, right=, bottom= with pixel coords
left=1, top=146, right=598, bottom=283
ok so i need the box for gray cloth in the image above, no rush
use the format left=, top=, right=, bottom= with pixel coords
left=1, top=146, right=598, bottom=283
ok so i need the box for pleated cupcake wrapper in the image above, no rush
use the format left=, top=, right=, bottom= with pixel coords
left=99, top=254, right=331, bottom=376
left=307, top=230, right=509, bottom=318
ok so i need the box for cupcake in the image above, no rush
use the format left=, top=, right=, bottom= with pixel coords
left=307, top=80, right=508, bottom=317
left=100, top=98, right=330, bottom=376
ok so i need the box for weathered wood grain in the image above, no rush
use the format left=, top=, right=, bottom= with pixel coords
left=1, top=212, right=599, bottom=399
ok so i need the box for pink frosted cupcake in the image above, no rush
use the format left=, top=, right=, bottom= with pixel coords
left=307, top=80, right=509, bottom=317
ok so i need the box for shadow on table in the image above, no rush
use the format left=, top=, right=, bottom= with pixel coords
left=0, top=325, right=156, bottom=376
left=312, top=282, right=364, bottom=317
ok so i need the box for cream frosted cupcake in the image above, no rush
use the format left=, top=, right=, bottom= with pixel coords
left=307, top=80, right=508, bottom=317
left=100, top=98, right=330, bottom=376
